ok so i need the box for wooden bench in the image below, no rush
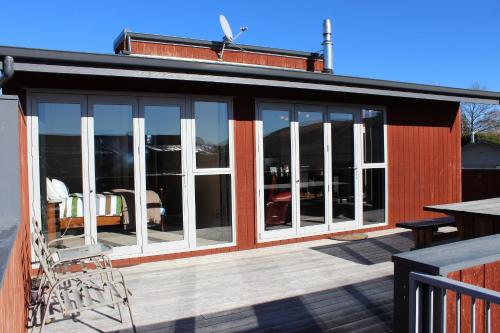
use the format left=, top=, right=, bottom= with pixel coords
left=396, top=216, right=456, bottom=249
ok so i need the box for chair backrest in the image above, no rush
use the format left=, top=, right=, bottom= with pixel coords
left=31, top=219, right=57, bottom=286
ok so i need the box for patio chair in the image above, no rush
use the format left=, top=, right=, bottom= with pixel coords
left=30, top=219, right=112, bottom=280
left=31, top=225, right=136, bottom=333
left=30, top=219, right=113, bottom=322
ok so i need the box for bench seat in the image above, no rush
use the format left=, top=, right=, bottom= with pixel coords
left=396, top=216, right=456, bottom=249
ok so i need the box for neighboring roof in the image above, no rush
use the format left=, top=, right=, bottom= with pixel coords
left=1, top=44, right=500, bottom=104
left=113, top=30, right=321, bottom=59
left=462, top=141, right=500, bottom=169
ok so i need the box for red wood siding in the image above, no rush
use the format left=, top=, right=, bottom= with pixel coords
left=387, top=101, right=462, bottom=225
left=446, top=262, right=500, bottom=333
left=130, top=41, right=323, bottom=72
left=0, top=106, right=31, bottom=333
left=233, top=96, right=258, bottom=250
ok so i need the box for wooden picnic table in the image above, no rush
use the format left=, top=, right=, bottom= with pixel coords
left=424, top=197, right=500, bottom=240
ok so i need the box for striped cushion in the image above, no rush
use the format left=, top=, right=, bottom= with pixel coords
left=59, top=193, right=122, bottom=218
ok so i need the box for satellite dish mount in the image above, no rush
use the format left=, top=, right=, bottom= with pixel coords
left=218, top=14, right=248, bottom=60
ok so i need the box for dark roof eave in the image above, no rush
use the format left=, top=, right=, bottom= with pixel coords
left=1, top=45, right=500, bottom=103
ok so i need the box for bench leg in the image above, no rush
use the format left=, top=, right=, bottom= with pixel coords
left=412, top=229, right=433, bottom=249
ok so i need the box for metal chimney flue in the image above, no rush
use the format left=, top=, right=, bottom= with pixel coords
left=322, top=19, right=333, bottom=74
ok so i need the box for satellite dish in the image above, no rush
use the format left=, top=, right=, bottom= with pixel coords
left=219, top=15, right=234, bottom=42
left=217, top=14, right=248, bottom=60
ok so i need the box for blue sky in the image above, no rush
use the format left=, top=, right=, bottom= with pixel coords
left=1, top=1, right=499, bottom=91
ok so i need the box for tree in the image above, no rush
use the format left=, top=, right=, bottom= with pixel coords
left=461, top=83, right=500, bottom=143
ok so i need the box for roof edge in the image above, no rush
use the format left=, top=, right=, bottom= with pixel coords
left=1, top=45, right=500, bottom=103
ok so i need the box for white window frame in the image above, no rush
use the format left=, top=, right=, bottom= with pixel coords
left=138, top=97, right=190, bottom=253
left=328, top=104, right=362, bottom=232
left=87, top=95, right=142, bottom=256
left=294, top=104, right=330, bottom=235
left=28, top=93, right=92, bottom=244
left=187, top=97, right=237, bottom=249
left=27, top=90, right=236, bottom=261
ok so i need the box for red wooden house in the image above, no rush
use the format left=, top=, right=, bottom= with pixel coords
left=1, top=25, right=500, bottom=267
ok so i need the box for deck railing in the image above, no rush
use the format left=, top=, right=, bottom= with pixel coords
left=409, top=271, right=500, bottom=333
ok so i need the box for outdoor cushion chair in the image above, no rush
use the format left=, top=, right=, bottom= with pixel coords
left=31, top=223, right=136, bottom=333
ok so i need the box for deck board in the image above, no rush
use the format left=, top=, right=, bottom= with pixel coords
left=38, top=229, right=412, bottom=333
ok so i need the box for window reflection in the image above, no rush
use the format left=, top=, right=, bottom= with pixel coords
left=363, top=168, right=385, bottom=224
left=363, top=109, right=384, bottom=164
left=144, top=105, right=184, bottom=244
left=38, top=102, right=85, bottom=246
left=262, top=109, right=292, bottom=230
left=195, top=175, right=232, bottom=245
left=298, top=110, right=325, bottom=227
left=331, top=112, right=356, bottom=222
left=93, top=104, right=137, bottom=247
left=194, top=101, right=229, bottom=168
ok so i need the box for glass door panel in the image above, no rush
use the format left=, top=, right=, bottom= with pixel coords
left=92, top=103, right=137, bottom=247
left=330, top=111, right=357, bottom=225
left=362, top=108, right=386, bottom=225
left=143, top=103, right=185, bottom=245
left=195, top=174, right=232, bottom=245
left=261, top=108, right=293, bottom=232
left=362, top=168, right=386, bottom=225
left=194, top=101, right=229, bottom=169
left=37, top=101, right=86, bottom=245
left=296, top=108, right=325, bottom=229
left=362, top=109, right=385, bottom=164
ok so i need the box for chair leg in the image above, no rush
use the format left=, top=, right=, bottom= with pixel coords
left=39, top=292, right=53, bottom=333
left=125, top=300, right=136, bottom=333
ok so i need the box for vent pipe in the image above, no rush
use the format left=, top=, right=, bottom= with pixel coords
left=0, top=56, right=14, bottom=88
left=322, top=19, right=333, bottom=74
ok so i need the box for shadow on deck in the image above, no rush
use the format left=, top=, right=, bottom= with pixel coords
left=116, top=276, right=394, bottom=333
left=311, top=232, right=413, bottom=265
left=39, top=230, right=415, bottom=333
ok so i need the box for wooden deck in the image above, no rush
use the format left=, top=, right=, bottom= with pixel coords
left=40, top=229, right=414, bottom=333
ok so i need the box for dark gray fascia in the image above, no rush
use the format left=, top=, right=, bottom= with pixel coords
left=1, top=45, right=500, bottom=103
